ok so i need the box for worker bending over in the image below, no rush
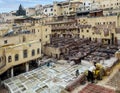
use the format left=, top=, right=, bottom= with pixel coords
left=75, top=69, right=79, bottom=77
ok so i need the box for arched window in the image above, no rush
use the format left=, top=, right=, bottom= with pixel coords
left=37, top=48, right=40, bottom=54
left=8, top=56, right=12, bottom=62
left=0, top=56, right=4, bottom=62
left=32, top=49, right=35, bottom=56
left=15, top=54, right=19, bottom=61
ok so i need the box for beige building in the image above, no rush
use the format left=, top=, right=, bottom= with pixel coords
left=35, top=4, right=43, bottom=16
left=0, top=40, right=41, bottom=76
left=82, top=0, right=120, bottom=10
left=53, top=1, right=82, bottom=16
left=77, top=15, right=120, bottom=45
left=9, top=16, right=52, bottom=47
left=43, top=5, right=53, bottom=17
left=26, top=8, right=36, bottom=16
left=43, top=13, right=120, bottom=45
left=0, top=24, right=12, bottom=36
left=0, top=34, right=39, bottom=46
left=46, top=16, right=78, bottom=38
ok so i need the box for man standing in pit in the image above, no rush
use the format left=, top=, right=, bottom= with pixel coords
left=87, top=64, right=96, bottom=83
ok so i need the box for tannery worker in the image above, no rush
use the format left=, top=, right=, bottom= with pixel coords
left=87, top=65, right=96, bottom=83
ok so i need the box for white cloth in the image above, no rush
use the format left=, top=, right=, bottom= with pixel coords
left=88, top=66, right=96, bottom=72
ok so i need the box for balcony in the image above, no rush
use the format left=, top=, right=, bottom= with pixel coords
left=78, top=25, right=92, bottom=29
left=45, top=19, right=76, bottom=25
left=52, top=25, right=78, bottom=30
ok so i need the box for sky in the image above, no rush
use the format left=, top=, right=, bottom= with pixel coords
left=0, top=0, right=65, bottom=13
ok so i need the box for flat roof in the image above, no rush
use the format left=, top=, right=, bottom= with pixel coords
left=3, top=61, right=90, bottom=93
left=0, top=40, right=40, bottom=49
left=3, top=57, right=118, bottom=93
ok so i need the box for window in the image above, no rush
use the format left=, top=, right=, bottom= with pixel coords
left=82, top=35, right=84, bottom=38
left=34, top=29, right=35, bottom=33
left=15, top=54, right=19, bottom=61
left=0, top=58, right=1, bottom=63
left=69, top=8, right=72, bottom=10
left=4, top=40, right=7, bottom=44
left=37, top=48, right=40, bottom=54
left=23, top=50, right=27, bottom=58
left=32, top=49, right=35, bottom=56
left=110, top=22, right=112, bottom=24
left=51, top=9, right=53, bottom=11
left=46, top=35, right=47, bottom=38
left=8, top=56, right=12, bottom=62
left=87, top=30, right=89, bottom=32
left=23, top=36, right=26, bottom=42
left=39, top=39, right=41, bottom=42
left=1, top=57, right=3, bottom=61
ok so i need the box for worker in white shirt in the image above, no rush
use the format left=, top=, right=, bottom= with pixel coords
left=87, top=65, right=96, bottom=83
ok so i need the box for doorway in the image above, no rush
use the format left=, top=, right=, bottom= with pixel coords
left=111, top=33, right=114, bottom=45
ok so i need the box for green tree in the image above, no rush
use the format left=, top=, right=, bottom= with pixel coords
left=16, top=4, right=26, bottom=16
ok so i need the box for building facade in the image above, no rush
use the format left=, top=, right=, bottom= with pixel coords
left=0, top=40, right=41, bottom=76
left=43, top=5, right=54, bottom=17
left=26, top=8, right=36, bottom=16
